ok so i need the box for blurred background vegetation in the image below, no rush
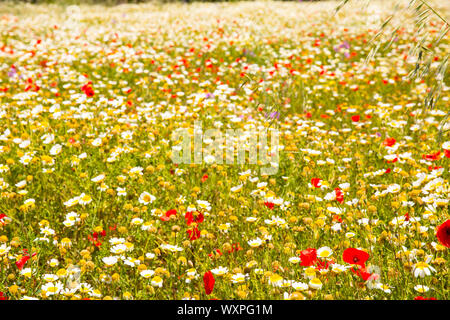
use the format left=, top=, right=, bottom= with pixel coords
left=2, top=0, right=333, bottom=4
left=5, top=0, right=327, bottom=4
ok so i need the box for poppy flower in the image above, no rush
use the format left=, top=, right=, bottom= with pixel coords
left=382, top=137, right=396, bottom=147
left=386, top=157, right=398, bottom=163
left=224, top=243, right=243, bottom=254
left=350, top=266, right=373, bottom=281
left=414, top=296, right=437, bottom=300
left=444, top=149, right=450, bottom=158
left=230, top=243, right=242, bottom=253
left=201, top=174, right=208, bottom=183
left=187, top=227, right=200, bottom=241
left=264, top=202, right=275, bottom=210
left=208, top=249, right=223, bottom=258
left=343, top=248, right=370, bottom=268
left=16, top=255, right=30, bottom=270
left=203, top=271, right=215, bottom=295
left=315, top=259, right=332, bottom=270
left=300, top=248, right=317, bottom=267
left=184, top=212, right=193, bottom=226
left=81, top=83, right=95, bottom=97
left=436, top=219, right=450, bottom=248
left=160, top=209, right=177, bottom=221
left=0, top=213, right=8, bottom=226
left=335, top=188, right=344, bottom=203
left=311, top=178, right=322, bottom=188
left=167, top=209, right=176, bottom=216
left=422, top=151, right=441, bottom=161
left=185, top=211, right=204, bottom=226
left=88, top=230, right=105, bottom=247
left=0, top=292, right=7, bottom=300
left=351, top=115, right=360, bottom=122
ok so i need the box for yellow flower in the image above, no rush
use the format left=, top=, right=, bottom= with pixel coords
left=308, top=278, right=323, bottom=290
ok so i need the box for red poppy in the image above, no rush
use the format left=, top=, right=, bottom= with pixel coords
left=185, top=211, right=204, bottom=226
left=0, top=292, right=7, bottom=300
left=166, top=209, right=176, bottom=216
left=203, top=271, right=215, bottom=295
left=423, top=151, right=441, bottom=161
left=335, top=188, right=344, bottom=203
left=351, top=115, right=360, bottom=122
left=0, top=213, right=8, bottom=226
left=221, top=243, right=243, bottom=254
left=16, top=255, right=30, bottom=270
left=88, top=230, right=105, bottom=247
left=414, top=296, right=437, bottom=300
left=160, top=209, right=177, bottom=221
left=350, top=266, right=373, bottom=281
left=229, top=243, right=242, bottom=253
left=311, top=178, right=322, bottom=188
left=382, top=137, right=396, bottom=147
left=208, top=249, right=223, bottom=258
left=343, top=248, right=370, bottom=268
left=185, top=212, right=193, bottom=225
left=81, top=83, right=94, bottom=97
left=264, top=202, right=275, bottom=210
left=187, top=227, right=200, bottom=241
left=315, top=259, right=332, bottom=271
left=386, top=157, right=398, bottom=163
left=201, top=174, right=209, bottom=183
left=300, top=248, right=317, bottom=267
left=444, top=149, right=450, bottom=158
left=436, top=219, right=450, bottom=248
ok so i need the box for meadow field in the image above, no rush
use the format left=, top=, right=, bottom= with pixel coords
left=0, top=0, right=448, bottom=300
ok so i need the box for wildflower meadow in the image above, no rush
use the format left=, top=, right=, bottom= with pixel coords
left=0, top=0, right=448, bottom=301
